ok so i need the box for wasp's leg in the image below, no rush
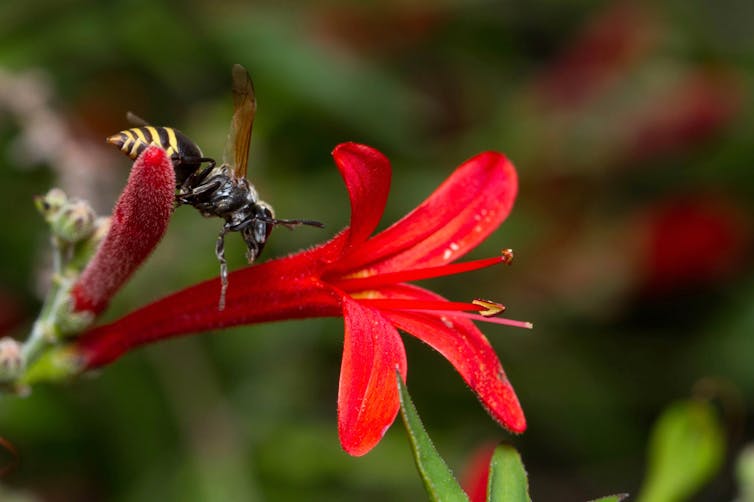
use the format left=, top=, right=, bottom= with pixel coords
left=215, top=225, right=230, bottom=311
left=176, top=157, right=216, bottom=193
left=177, top=176, right=224, bottom=204
left=227, top=219, right=263, bottom=263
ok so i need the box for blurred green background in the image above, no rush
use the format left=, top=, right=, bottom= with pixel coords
left=1, top=0, right=753, bottom=500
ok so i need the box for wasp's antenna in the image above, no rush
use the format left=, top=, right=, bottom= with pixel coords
left=264, top=217, right=325, bottom=230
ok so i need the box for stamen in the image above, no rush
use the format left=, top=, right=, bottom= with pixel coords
left=430, top=311, right=534, bottom=330
left=501, top=248, right=514, bottom=265
left=472, top=299, right=506, bottom=317
left=355, top=297, right=533, bottom=330
left=334, top=251, right=512, bottom=292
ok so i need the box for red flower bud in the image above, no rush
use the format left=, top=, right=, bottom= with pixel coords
left=71, top=146, right=175, bottom=315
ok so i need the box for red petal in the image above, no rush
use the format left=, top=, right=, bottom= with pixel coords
left=379, top=284, right=526, bottom=434
left=338, top=296, right=407, bottom=456
left=335, top=152, right=517, bottom=274
left=332, top=143, right=391, bottom=250
left=76, top=236, right=346, bottom=368
left=72, top=146, right=175, bottom=315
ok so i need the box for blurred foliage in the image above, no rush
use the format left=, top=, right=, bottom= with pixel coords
left=0, top=0, right=753, bottom=500
left=735, top=444, right=754, bottom=502
left=637, top=399, right=724, bottom=502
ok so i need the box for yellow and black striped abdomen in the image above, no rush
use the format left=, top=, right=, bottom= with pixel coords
left=107, top=126, right=206, bottom=185
left=106, top=126, right=201, bottom=160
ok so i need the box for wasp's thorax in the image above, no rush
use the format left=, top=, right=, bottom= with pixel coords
left=177, top=164, right=273, bottom=262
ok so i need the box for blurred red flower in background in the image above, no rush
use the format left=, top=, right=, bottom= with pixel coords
left=624, top=71, right=741, bottom=162
left=526, top=2, right=741, bottom=172
left=635, top=194, right=751, bottom=294
left=0, top=288, right=25, bottom=337
left=311, top=4, right=445, bottom=55
left=534, top=2, right=657, bottom=108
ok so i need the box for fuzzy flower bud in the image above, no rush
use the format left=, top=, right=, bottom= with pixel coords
left=71, top=146, right=175, bottom=315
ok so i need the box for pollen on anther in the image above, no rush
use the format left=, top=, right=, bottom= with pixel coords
left=472, top=299, right=506, bottom=317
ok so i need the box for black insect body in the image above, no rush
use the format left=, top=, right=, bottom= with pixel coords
left=108, top=64, right=322, bottom=309
left=177, top=164, right=276, bottom=263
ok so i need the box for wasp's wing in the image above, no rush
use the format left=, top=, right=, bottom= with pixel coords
left=222, top=64, right=256, bottom=179
left=126, top=111, right=150, bottom=127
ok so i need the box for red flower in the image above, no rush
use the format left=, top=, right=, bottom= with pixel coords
left=535, top=3, right=657, bottom=108
left=74, top=143, right=528, bottom=456
left=636, top=194, right=751, bottom=293
left=624, top=72, right=741, bottom=162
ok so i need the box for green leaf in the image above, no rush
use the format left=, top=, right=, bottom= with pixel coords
left=487, top=444, right=531, bottom=502
left=637, top=400, right=724, bottom=502
left=396, top=371, right=468, bottom=502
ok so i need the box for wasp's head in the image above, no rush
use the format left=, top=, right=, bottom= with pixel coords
left=241, top=202, right=274, bottom=263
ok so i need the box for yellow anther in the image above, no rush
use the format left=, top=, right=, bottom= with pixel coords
left=472, top=299, right=506, bottom=317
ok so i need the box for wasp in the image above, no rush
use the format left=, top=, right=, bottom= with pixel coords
left=107, top=64, right=323, bottom=309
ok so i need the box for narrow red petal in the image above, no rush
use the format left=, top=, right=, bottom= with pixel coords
left=379, top=284, right=526, bottom=434
left=333, top=152, right=518, bottom=275
left=338, top=296, right=407, bottom=456
left=76, top=237, right=347, bottom=368
left=331, top=255, right=506, bottom=292
left=71, top=146, right=175, bottom=315
left=332, top=143, right=391, bottom=250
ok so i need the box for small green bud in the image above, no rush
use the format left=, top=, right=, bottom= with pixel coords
left=0, top=337, right=24, bottom=382
left=68, top=216, right=111, bottom=273
left=34, top=188, right=68, bottom=221
left=50, top=199, right=97, bottom=243
left=36, top=189, right=100, bottom=244
left=55, top=297, right=95, bottom=338
left=90, top=216, right=111, bottom=245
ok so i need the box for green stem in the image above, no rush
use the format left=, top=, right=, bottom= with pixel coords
left=21, top=238, right=76, bottom=370
left=21, top=274, right=72, bottom=366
